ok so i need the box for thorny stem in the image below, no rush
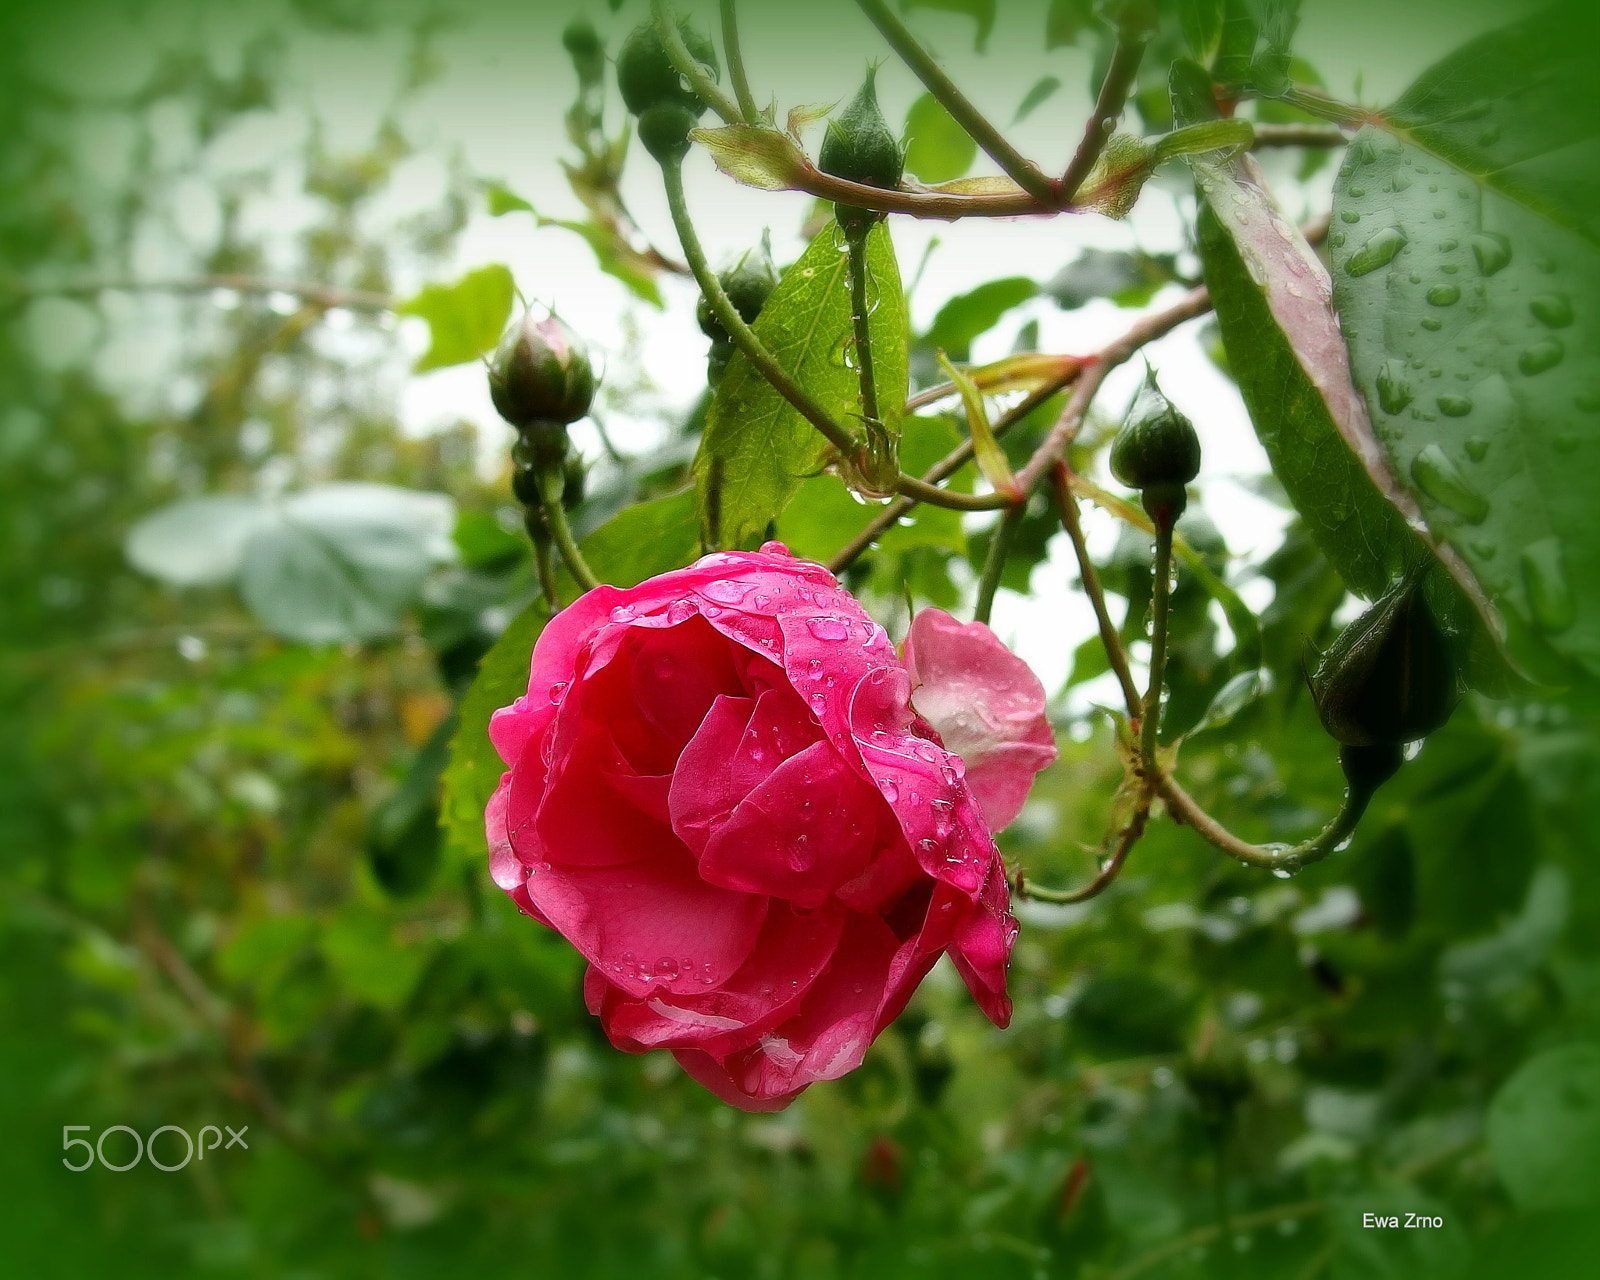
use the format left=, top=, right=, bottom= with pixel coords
left=854, top=0, right=1057, bottom=206
left=719, top=0, right=761, bottom=125
left=538, top=470, right=600, bottom=593
left=1016, top=799, right=1149, bottom=905
left=651, top=0, right=743, bottom=126
left=1141, top=522, right=1174, bottom=772
left=973, top=503, right=1024, bottom=626
left=1059, top=28, right=1148, bottom=203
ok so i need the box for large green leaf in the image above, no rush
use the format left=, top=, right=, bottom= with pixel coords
left=397, top=264, right=515, bottom=372
left=1487, top=1041, right=1600, bottom=1211
left=1330, top=4, right=1600, bottom=675
left=923, top=277, right=1037, bottom=360
left=695, top=220, right=905, bottom=548
left=441, top=490, right=699, bottom=865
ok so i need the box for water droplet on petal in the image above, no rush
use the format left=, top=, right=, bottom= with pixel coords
left=1411, top=443, right=1489, bottom=523
left=654, top=956, right=680, bottom=980
left=548, top=681, right=568, bottom=703
left=609, top=605, right=635, bottom=624
left=703, top=579, right=750, bottom=604
left=880, top=777, right=899, bottom=803
left=807, top=617, right=850, bottom=642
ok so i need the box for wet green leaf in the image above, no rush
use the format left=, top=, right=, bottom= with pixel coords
left=696, top=221, right=905, bottom=548
left=923, top=276, right=1036, bottom=360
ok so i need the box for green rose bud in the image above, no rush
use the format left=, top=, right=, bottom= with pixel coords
left=1310, top=567, right=1458, bottom=749
left=489, top=311, right=596, bottom=430
left=819, top=67, right=903, bottom=233
left=636, top=101, right=700, bottom=164
left=616, top=15, right=719, bottom=117
left=562, top=17, right=605, bottom=85
left=1109, top=370, right=1201, bottom=527
left=697, top=231, right=779, bottom=385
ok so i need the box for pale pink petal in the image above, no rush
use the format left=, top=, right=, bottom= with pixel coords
left=903, top=608, right=1057, bottom=831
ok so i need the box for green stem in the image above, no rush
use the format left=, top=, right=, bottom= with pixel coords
left=843, top=221, right=881, bottom=430
left=719, top=0, right=761, bottom=125
left=1016, top=800, right=1149, bottom=905
left=1052, top=464, right=1141, bottom=719
left=1140, top=521, right=1174, bottom=771
left=651, top=0, right=742, bottom=125
left=854, top=0, right=1056, bottom=206
left=659, top=154, right=858, bottom=456
left=538, top=471, right=599, bottom=592
left=1059, top=28, right=1148, bottom=201
left=1158, top=771, right=1378, bottom=874
left=896, top=474, right=1013, bottom=510
left=974, top=503, right=1024, bottom=625
left=533, top=539, right=560, bottom=610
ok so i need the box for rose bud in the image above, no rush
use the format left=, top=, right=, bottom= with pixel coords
left=616, top=15, right=719, bottom=118
left=698, top=231, right=780, bottom=387
left=819, top=67, right=903, bottom=233
left=1110, top=370, right=1201, bottom=528
left=485, top=543, right=1056, bottom=1109
left=488, top=311, right=596, bottom=432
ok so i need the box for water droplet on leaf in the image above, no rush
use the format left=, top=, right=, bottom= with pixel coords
left=1470, top=233, right=1511, bottom=276
left=1529, top=294, right=1573, bottom=328
left=1427, top=285, right=1460, bottom=306
left=1519, top=338, right=1565, bottom=376
left=1411, top=443, right=1489, bottom=522
left=1345, top=227, right=1407, bottom=277
left=1520, top=538, right=1576, bottom=634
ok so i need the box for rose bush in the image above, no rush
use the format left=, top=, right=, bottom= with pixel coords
left=486, top=543, right=1054, bottom=1109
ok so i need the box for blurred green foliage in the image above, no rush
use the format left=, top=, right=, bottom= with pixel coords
left=1, top=3, right=1598, bottom=1279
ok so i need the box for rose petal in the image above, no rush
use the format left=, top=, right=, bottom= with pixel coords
left=669, top=689, right=819, bottom=857
left=903, top=608, right=1057, bottom=830
left=533, top=713, right=674, bottom=867
left=525, top=850, right=768, bottom=1000
left=592, top=902, right=846, bottom=1052
left=947, top=859, right=1016, bottom=1028
left=699, top=741, right=879, bottom=905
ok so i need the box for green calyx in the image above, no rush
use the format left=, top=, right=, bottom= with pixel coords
left=819, top=67, right=903, bottom=231
left=489, top=311, right=596, bottom=430
left=616, top=15, right=719, bottom=117
left=1310, top=566, right=1459, bottom=749
left=697, top=230, right=779, bottom=336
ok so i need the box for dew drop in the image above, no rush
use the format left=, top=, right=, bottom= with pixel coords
left=1340, top=209, right=1361, bottom=224
left=1376, top=360, right=1412, bottom=414
left=702, top=579, right=750, bottom=604
left=807, top=617, right=850, bottom=641
left=1520, top=537, right=1576, bottom=634
left=1465, top=437, right=1489, bottom=462
left=1330, top=232, right=1346, bottom=247
left=1427, top=285, right=1460, bottom=306
left=609, top=605, right=635, bottom=624
left=1421, top=318, right=1444, bottom=331
left=1436, top=394, right=1473, bottom=417
left=1348, top=186, right=1367, bottom=198
left=1410, top=443, right=1489, bottom=523
left=1529, top=293, right=1573, bottom=329
left=1345, top=226, right=1407, bottom=276
left=880, top=777, right=899, bottom=803
left=654, top=956, right=680, bottom=980
left=1470, top=540, right=1498, bottom=560
left=1519, top=338, right=1565, bottom=376
left=548, top=681, right=568, bottom=703
left=1471, top=232, right=1511, bottom=276
left=1271, top=868, right=1294, bottom=880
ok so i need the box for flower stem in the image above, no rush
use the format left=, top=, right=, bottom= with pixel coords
left=659, top=154, right=857, bottom=457
left=974, top=503, right=1024, bottom=626
left=1052, top=463, right=1141, bottom=719
left=719, top=0, right=761, bottom=125
left=1140, top=520, right=1174, bottom=771
left=843, top=220, right=881, bottom=431
left=533, top=539, right=561, bottom=610
left=854, top=0, right=1056, bottom=206
left=651, top=0, right=742, bottom=125
left=537, top=470, right=600, bottom=593
left=1059, top=27, right=1149, bottom=202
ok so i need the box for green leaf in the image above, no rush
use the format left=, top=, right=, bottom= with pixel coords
left=1487, top=1041, right=1600, bottom=1211
left=441, top=491, right=699, bottom=866
left=777, top=416, right=971, bottom=562
left=1012, top=76, right=1061, bottom=125
left=1179, top=0, right=1223, bottom=62
left=1045, top=0, right=1096, bottom=49
left=902, top=93, right=976, bottom=184
left=320, top=914, right=428, bottom=1011
left=696, top=220, right=905, bottom=548
left=903, top=0, right=996, bottom=52
left=923, top=277, right=1037, bottom=360
left=1330, top=7, right=1600, bottom=675
left=690, top=125, right=810, bottom=192
left=397, top=264, right=515, bottom=372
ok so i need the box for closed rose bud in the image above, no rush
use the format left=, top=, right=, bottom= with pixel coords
left=698, top=230, right=779, bottom=339
left=636, top=101, right=701, bottom=164
left=1310, top=566, right=1458, bottom=749
left=819, top=68, right=903, bottom=232
left=616, top=15, right=719, bottom=117
left=489, top=311, right=596, bottom=430
left=1109, top=371, right=1201, bottom=528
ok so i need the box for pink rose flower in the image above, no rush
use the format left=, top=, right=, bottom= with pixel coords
left=485, top=543, right=1054, bottom=1110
